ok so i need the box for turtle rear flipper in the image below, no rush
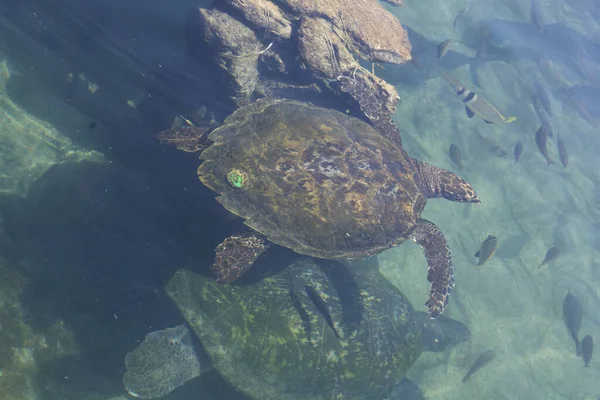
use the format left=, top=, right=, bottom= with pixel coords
left=409, top=219, right=454, bottom=319
left=212, top=233, right=270, bottom=283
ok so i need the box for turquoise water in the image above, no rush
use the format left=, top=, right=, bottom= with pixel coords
left=0, top=0, right=598, bottom=399
left=382, top=2, right=600, bottom=399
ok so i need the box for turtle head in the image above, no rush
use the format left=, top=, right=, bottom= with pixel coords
left=413, top=160, right=480, bottom=203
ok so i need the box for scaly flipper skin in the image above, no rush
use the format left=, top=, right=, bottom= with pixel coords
left=213, top=233, right=270, bottom=283
left=157, top=126, right=212, bottom=154
left=409, top=219, right=454, bottom=318
left=414, top=160, right=480, bottom=203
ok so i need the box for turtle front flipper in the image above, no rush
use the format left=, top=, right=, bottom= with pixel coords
left=408, top=219, right=454, bottom=319
left=212, top=233, right=270, bottom=283
left=414, top=160, right=480, bottom=203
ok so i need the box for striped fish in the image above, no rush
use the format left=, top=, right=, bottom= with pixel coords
left=435, top=66, right=516, bottom=125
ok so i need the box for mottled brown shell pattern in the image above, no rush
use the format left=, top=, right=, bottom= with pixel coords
left=198, top=99, right=426, bottom=259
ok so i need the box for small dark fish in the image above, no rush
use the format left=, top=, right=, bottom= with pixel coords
left=304, top=285, right=341, bottom=339
left=418, top=311, right=471, bottom=352
left=437, top=39, right=454, bottom=60
left=565, top=87, right=599, bottom=128
left=582, top=335, right=593, bottom=367
left=563, top=292, right=583, bottom=357
left=538, top=54, right=572, bottom=89
left=449, top=144, right=462, bottom=170
left=462, top=350, right=496, bottom=382
left=533, top=98, right=554, bottom=138
left=289, top=288, right=312, bottom=340
left=469, top=37, right=488, bottom=89
left=469, top=57, right=483, bottom=89
left=514, top=142, right=523, bottom=163
left=533, top=79, right=553, bottom=116
left=453, top=8, right=466, bottom=30
left=535, top=125, right=554, bottom=165
left=391, top=377, right=425, bottom=400
left=489, top=145, right=507, bottom=158
left=474, top=235, right=498, bottom=266
left=539, top=246, right=559, bottom=267
left=557, top=134, right=568, bottom=168
left=576, top=48, right=600, bottom=84
left=475, top=133, right=506, bottom=158
left=531, top=0, right=549, bottom=33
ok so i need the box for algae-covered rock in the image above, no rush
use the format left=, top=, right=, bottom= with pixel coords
left=165, top=257, right=423, bottom=400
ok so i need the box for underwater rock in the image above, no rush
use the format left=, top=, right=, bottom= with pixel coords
left=221, top=0, right=293, bottom=39
left=297, top=16, right=358, bottom=78
left=190, top=8, right=261, bottom=108
left=185, top=0, right=408, bottom=134
left=273, top=0, right=411, bottom=65
left=123, top=325, right=202, bottom=399
left=0, top=79, right=104, bottom=196
left=164, top=256, right=470, bottom=400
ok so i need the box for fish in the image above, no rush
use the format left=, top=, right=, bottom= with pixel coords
left=435, top=66, right=516, bottom=125
left=489, top=145, right=507, bottom=158
left=456, top=15, right=600, bottom=93
left=562, top=86, right=599, bottom=128
left=391, top=377, right=425, bottom=400
left=557, top=134, right=568, bottom=168
left=475, top=133, right=507, bottom=158
left=304, top=285, right=341, bottom=339
left=381, top=25, right=476, bottom=89
left=471, top=37, right=488, bottom=88
left=437, top=39, right=454, bottom=60
left=582, top=335, right=593, bottom=367
left=474, top=235, right=498, bottom=266
left=538, top=55, right=577, bottom=88
left=535, top=125, right=554, bottom=165
left=418, top=312, right=471, bottom=352
left=532, top=97, right=554, bottom=138
left=576, top=47, right=600, bottom=84
left=530, top=0, right=549, bottom=33
left=449, top=144, right=462, bottom=170
left=178, top=114, right=195, bottom=126
left=514, top=142, right=523, bottom=163
left=532, top=79, right=553, bottom=116
left=462, top=350, right=496, bottom=382
left=539, top=246, right=559, bottom=267
left=563, top=292, right=583, bottom=357
left=453, top=8, right=467, bottom=30
left=289, top=288, right=313, bottom=340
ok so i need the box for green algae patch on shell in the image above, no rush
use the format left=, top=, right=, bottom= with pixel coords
left=226, top=169, right=248, bottom=188
left=165, top=257, right=422, bottom=400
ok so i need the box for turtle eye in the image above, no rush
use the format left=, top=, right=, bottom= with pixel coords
left=227, top=169, right=247, bottom=188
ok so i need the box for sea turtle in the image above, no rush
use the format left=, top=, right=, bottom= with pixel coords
left=159, top=98, right=479, bottom=318
left=123, top=255, right=471, bottom=399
